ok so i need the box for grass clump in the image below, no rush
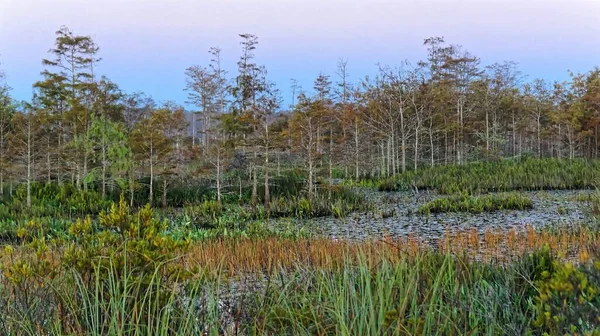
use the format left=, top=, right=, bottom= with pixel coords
left=419, top=192, right=533, bottom=214
left=379, top=157, right=600, bottom=194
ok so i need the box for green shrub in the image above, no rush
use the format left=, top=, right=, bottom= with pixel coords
left=533, top=260, right=600, bottom=334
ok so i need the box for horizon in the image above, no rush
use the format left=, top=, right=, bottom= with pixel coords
left=1, top=0, right=599, bottom=108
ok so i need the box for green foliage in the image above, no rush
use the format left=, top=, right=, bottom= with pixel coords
left=63, top=196, right=188, bottom=278
left=379, top=158, right=600, bottom=193
left=182, top=200, right=224, bottom=228
left=86, top=114, right=132, bottom=186
left=418, top=192, right=533, bottom=214
left=533, top=260, right=600, bottom=335
left=513, top=245, right=556, bottom=300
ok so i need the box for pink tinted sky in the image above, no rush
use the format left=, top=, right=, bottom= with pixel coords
left=1, top=0, right=599, bottom=106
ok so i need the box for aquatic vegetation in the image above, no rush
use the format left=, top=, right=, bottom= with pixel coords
left=0, top=159, right=598, bottom=334
left=379, top=158, right=600, bottom=193
left=418, top=192, right=533, bottom=214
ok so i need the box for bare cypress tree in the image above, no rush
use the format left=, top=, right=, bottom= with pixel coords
left=185, top=65, right=216, bottom=146
left=209, top=47, right=228, bottom=117
left=9, top=103, right=42, bottom=209
left=232, top=34, right=263, bottom=209
left=442, top=46, right=482, bottom=164
left=291, top=93, right=321, bottom=200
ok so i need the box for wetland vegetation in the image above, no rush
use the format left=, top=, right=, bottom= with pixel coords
left=0, top=25, right=599, bottom=335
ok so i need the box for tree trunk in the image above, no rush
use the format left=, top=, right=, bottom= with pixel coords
left=101, top=116, right=107, bottom=198
left=83, top=147, right=88, bottom=192
left=537, top=112, right=541, bottom=158
left=162, top=178, right=167, bottom=208
left=429, top=119, right=435, bottom=167
left=329, top=126, right=333, bottom=181
left=192, top=112, right=196, bottom=146
left=27, top=116, right=32, bottom=209
left=47, top=136, right=51, bottom=183
left=216, top=152, right=222, bottom=206
left=57, top=121, right=62, bottom=185
left=251, top=163, right=258, bottom=210
left=149, top=142, right=153, bottom=206
left=264, top=160, right=270, bottom=216
left=308, top=119, right=314, bottom=200
left=414, top=124, right=419, bottom=171
left=264, top=125, right=270, bottom=216
left=485, top=105, right=490, bottom=154
left=354, top=118, right=359, bottom=180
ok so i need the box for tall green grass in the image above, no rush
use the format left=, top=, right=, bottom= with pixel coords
left=3, top=245, right=599, bottom=335
left=379, top=158, right=600, bottom=194
left=418, top=192, right=533, bottom=214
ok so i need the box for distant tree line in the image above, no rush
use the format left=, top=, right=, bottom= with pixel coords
left=0, top=27, right=599, bottom=208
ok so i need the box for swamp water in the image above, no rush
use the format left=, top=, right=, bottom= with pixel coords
left=282, top=190, right=595, bottom=242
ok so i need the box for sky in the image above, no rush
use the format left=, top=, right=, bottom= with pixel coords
left=0, top=0, right=599, bottom=109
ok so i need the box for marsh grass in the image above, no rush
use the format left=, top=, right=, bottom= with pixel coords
left=2, top=238, right=599, bottom=335
left=379, top=158, right=600, bottom=194
left=418, top=192, right=533, bottom=214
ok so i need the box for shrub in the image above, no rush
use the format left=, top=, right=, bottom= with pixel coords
left=533, top=260, right=600, bottom=334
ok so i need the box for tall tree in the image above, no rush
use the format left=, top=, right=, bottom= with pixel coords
left=291, top=94, right=322, bottom=200
left=9, top=103, right=42, bottom=208
left=441, top=45, right=482, bottom=164
left=122, top=92, right=154, bottom=206
left=41, top=26, right=100, bottom=189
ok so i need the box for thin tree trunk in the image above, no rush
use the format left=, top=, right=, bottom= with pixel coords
left=149, top=142, right=153, bottom=205
left=264, top=123, right=270, bottom=216
left=47, top=136, right=51, bottom=183
left=162, top=178, right=167, bottom=208
left=329, top=126, right=333, bottom=181
left=414, top=124, right=419, bottom=171
left=101, top=115, right=107, bottom=198
left=27, top=116, right=32, bottom=209
left=485, top=104, right=490, bottom=153
left=354, top=118, right=359, bottom=180
left=216, top=152, right=222, bottom=206
left=57, top=121, right=62, bottom=185
left=83, top=146, right=88, bottom=192
left=429, top=119, right=435, bottom=167
left=251, top=154, right=258, bottom=209
left=308, top=119, right=314, bottom=200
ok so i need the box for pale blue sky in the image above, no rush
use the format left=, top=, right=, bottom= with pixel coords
left=1, top=0, right=599, bottom=108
